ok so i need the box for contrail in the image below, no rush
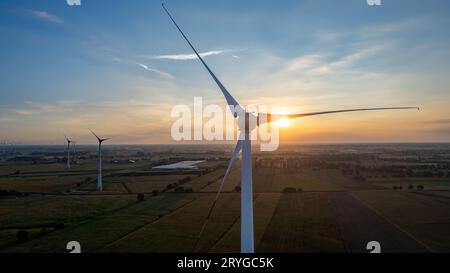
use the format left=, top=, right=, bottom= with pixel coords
left=150, top=50, right=230, bottom=60
left=136, top=63, right=174, bottom=79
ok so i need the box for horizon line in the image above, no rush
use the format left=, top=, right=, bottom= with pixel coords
left=5, top=141, right=450, bottom=146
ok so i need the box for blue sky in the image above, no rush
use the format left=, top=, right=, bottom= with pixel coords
left=1, top=0, right=450, bottom=144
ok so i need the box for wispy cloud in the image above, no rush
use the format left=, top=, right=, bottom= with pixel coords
left=150, top=50, right=230, bottom=61
left=423, top=119, right=450, bottom=124
left=24, top=101, right=60, bottom=113
left=136, top=63, right=174, bottom=79
left=286, top=45, right=386, bottom=76
left=0, top=117, right=15, bottom=123
left=29, top=10, right=63, bottom=24
left=287, top=54, right=325, bottom=71
left=10, top=101, right=77, bottom=116
left=103, top=50, right=174, bottom=80
left=315, top=18, right=425, bottom=44
left=11, top=109, right=33, bottom=116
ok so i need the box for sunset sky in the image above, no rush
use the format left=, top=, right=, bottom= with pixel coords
left=1, top=0, right=450, bottom=144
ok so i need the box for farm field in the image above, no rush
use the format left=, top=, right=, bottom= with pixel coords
left=328, top=192, right=430, bottom=252
left=257, top=193, right=345, bottom=252
left=210, top=193, right=282, bottom=252
left=0, top=143, right=449, bottom=253
left=351, top=190, right=450, bottom=252
left=2, top=194, right=198, bottom=253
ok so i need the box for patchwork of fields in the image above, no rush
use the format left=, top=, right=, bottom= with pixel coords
left=1, top=144, right=450, bottom=253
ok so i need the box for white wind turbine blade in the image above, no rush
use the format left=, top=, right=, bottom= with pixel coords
left=162, top=4, right=243, bottom=115
left=101, top=137, right=112, bottom=143
left=218, top=140, right=243, bottom=195
left=194, top=139, right=243, bottom=251
left=258, top=107, right=419, bottom=125
left=89, top=128, right=101, bottom=142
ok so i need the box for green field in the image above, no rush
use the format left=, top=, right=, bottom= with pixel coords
left=258, top=193, right=345, bottom=252
left=2, top=194, right=198, bottom=253
left=352, top=191, right=450, bottom=252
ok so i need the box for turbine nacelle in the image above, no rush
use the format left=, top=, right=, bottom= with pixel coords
left=89, top=129, right=111, bottom=144
left=64, top=135, right=74, bottom=144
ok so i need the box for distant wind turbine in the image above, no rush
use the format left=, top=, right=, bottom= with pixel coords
left=89, top=129, right=111, bottom=192
left=162, top=3, right=419, bottom=253
left=64, top=135, right=74, bottom=170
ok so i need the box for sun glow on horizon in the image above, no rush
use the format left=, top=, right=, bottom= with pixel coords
left=276, top=117, right=291, bottom=127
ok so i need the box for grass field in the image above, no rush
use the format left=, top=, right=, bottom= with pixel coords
left=253, top=167, right=343, bottom=192
left=257, top=193, right=345, bottom=252
left=102, top=193, right=241, bottom=252
left=0, top=175, right=89, bottom=193
left=210, top=193, right=281, bottom=252
left=2, top=193, right=198, bottom=253
left=329, top=192, right=430, bottom=252
left=0, top=195, right=136, bottom=229
left=352, top=191, right=450, bottom=252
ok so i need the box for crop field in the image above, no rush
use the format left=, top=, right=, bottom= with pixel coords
left=210, top=193, right=282, bottom=252
left=0, top=143, right=449, bottom=253
left=0, top=195, right=137, bottom=229
left=103, top=174, right=189, bottom=193
left=103, top=193, right=241, bottom=252
left=352, top=191, right=450, bottom=252
left=253, top=168, right=344, bottom=192
left=2, top=194, right=198, bottom=253
left=328, top=192, right=430, bottom=252
left=258, top=193, right=345, bottom=252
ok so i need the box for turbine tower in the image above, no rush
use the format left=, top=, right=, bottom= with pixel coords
left=89, top=129, right=111, bottom=192
left=64, top=136, right=73, bottom=170
left=72, top=141, right=77, bottom=165
left=162, top=4, right=419, bottom=253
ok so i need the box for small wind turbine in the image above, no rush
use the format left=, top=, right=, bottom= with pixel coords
left=89, top=129, right=111, bottom=192
left=64, top=135, right=73, bottom=170
left=162, top=4, right=419, bottom=253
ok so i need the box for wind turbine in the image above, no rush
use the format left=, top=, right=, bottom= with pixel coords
left=64, top=136, right=74, bottom=170
left=89, top=129, right=111, bottom=192
left=162, top=4, right=419, bottom=253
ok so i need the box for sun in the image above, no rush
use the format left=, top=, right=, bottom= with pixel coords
left=276, top=117, right=290, bottom=127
